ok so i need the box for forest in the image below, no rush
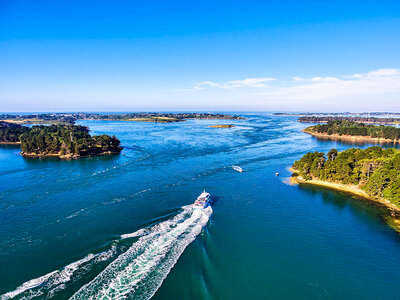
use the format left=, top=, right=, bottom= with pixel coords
left=0, top=122, right=122, bottom=157
left=293, top=146, right=400, bottom=206
left=0, top=121, right=30, bottom=143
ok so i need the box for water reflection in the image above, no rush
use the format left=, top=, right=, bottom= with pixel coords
left=310, top=135, right=398, bottom=148
left=297, top=183, right=400, bottom=238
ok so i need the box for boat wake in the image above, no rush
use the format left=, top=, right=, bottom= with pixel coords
left=2, top=205, right=212, bottom=300
left=71, top=205, right=212, bottom=299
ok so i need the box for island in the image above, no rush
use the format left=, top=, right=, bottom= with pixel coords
left=0, top=122, right=122, bottom=158
left=303, top=120, right=400, bottom=143
left=0, top=112, right=244, bottom=125
left=291, top=146, right=400, bottom=224
left=208, top=124, right=235, bottom=128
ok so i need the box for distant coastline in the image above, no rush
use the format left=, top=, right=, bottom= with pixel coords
left=274, top=112, right=400, bottom=117
left=298, top=116, right=400, bottom=125
left=0, top=112, right=245, bottom=125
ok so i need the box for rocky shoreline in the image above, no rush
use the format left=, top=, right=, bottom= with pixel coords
left=0, top=141, right=21, bottom=145
left=208, top=124, right=235, bottom=128
left=21, top=150, right=122, bottom=159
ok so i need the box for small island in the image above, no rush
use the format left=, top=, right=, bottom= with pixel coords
left=208, top=124, right=235, bottom=128
left=291, top=146, right=400, bottom=220
left=303, top=120, right=400, bottom=143
left=0, top=122, right=122, bottom=158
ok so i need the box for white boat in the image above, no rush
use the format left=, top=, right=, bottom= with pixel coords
left=193, top=190, right=211, bottom=210
left=232, top=165, right=243, bottom=172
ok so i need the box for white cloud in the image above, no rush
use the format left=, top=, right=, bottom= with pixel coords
left=174, top=68, right=400, bottom=110
left=292, top=76, right=340, bottom=82
left=191, top=68, right=400, bottom=99
left=259, top=68, right=400, bottom=101
left=228, top=77, right=276, bottom=87
left=195, top=77, right=275, bottom=89
left=349, top=68, right=400, bottom=79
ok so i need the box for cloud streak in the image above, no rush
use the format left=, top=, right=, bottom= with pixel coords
left=194, top=77, right=276, bottom=89
left=260, top=68, right=400, bottom=101
left=188, top=68, right=400, bottom=104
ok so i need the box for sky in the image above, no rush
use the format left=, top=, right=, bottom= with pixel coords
left=0, top=0, right=400, bottom=112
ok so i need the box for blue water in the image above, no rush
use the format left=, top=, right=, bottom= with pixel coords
left=1, top=114, right=400, bottom=299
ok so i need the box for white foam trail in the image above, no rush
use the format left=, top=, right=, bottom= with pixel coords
left=120, top=228, right=149, bottom=239
left=71, top=205, right=212, bottom=300
left=1, top=205, right=211, bottom=300
left=1, top=247, right=117, bottom=300
left=1, top=271, right=57, bottom=299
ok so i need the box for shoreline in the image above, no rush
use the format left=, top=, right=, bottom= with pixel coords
left=208, top=124, right=235, bottom=128
left=303, top=129, right=400, bottom=144
left=0, top=141, right=21, bottom=145
left=21, top=150, right=122, bottom=159
left=290, top=168, right=400, bottom=231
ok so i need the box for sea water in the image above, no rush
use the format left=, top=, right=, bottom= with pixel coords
left=1, top=114, right=400, bottom=299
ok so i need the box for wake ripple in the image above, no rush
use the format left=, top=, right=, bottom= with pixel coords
left=1, top=205, right=212, bottom=300
left=71, top=205, right=212, bottom=299
left=1, top=247, right=117, bottom=299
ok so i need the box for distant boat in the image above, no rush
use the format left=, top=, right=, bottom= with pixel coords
left=275, top=172, right=279, bottom=176
left=232, top=165, right=243, bottom=172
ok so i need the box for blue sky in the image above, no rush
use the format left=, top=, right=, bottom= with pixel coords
left=1, top=0, right=400, bottom=112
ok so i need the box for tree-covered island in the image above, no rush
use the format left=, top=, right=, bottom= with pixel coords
left=303, top=120, right=400, bottom=142
left=292, top=146, right=400, bottom=216
left=0, top=122, right=122, bottom=158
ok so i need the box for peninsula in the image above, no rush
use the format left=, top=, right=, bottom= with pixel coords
left=0, top=112, right=244, bottom=125
left=0, top=122, right=122, bottom=158
left=291, top=146, right=400, bottom=218
left=303, top=120, right=400, bottom=143
left=298, top=116, right=400, bottom=125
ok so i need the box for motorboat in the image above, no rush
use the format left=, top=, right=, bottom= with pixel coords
left=232, top=165, right=243, bottom=172
left=193, top=190, right=211, bottom=210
